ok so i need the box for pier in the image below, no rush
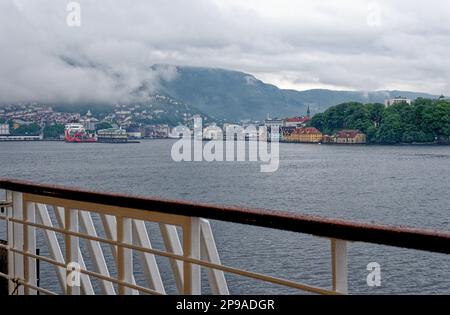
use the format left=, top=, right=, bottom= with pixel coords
left=0, top=136, right=43, bottom=141
left=0, top=178, right=450, bottom=295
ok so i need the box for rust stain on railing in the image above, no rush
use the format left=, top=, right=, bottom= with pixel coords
left=1, top=178, right=450, bottom=254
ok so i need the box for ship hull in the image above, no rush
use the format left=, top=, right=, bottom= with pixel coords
left=64, top=124, right=97, bottom=143
left=97, top=138, right=129, bottom=143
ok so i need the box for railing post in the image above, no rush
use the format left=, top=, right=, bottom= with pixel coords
left=183, top=217, right=201, bottom=295
left=64, top=207, right=80, bottom=295
left=79, top=210, right=116, bottom=295
left=5, top=190, right=13, bottom=295
left=1, top=190, right=11, bottom=295
left=36, top=204, right=68, bottom=292
left=200, top=219, right=229, bottom=295
left=331, top=239, right=348, bottom=294
left=159, top=224, right=184, bottom=293
left=132, top=219, right=165, bottom=294
left=11, top=192, right=24, bottom=295
left=23, top=200, right=37, bottom=295
left=0, top=239, right=7, bottom=295
left=117, top=216, right=133, bottom=295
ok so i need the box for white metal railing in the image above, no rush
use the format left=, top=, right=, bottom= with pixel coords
left=3, top=179, right=450, bottom=296
left=0, top=188, right=349, bottom=295
left=2, top=180, right=450, bottom=295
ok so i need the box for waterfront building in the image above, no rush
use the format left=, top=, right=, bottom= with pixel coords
left=335, top=130, right=367, bottom=144
left=258, top=127, right=268, bottom=142
left=264, top=118, right=283, bottom=141
left=264, top=118, right=283, bottom=129
left=280, top=126, right=296, bottom=141
left=0, top=124, right=9, bottom=136
left=283, top=127, right=323, bottom=143
left=223, top=124, right=244, bottom=140
left=0, top=135, right=43, bottom=141
left=169, top=125, right=191, bottom=138
left=203, top=124, right=223, bottom=140
left=144, top=125, right=169, bottom=138
left=322, top=135, right=334, bottom=144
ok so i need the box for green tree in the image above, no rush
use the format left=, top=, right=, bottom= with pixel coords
left=309, top=113, right=324, bottom=131
left=309, top=98, right=450, bottom=144
left=95, top=122, right=113, bottom=131
left=12, top=123, right=41, bottom=136
left=377, top=113, right=403, bottom=143
left=43, top=124, right=65, bottom=139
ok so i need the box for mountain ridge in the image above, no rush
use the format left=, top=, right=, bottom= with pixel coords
left=1, top=64, right=438, bottom=123
left=155, top=64, right=437, bottom=120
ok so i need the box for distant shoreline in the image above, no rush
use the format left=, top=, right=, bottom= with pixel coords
left=1, top=138, right=449, bottom=146
left=278, top=141, right=450, bottom=146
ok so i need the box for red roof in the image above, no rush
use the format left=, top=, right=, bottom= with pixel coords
left=285, top=116, right=310, bottom=123
left=292, top=127, right=322, bottom=135
left=336, top=130, right=362, bottom=138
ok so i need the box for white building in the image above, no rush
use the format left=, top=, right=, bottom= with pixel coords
left=264, top=118, right=283, bottom=141
left=80, top=110, right=99, bottom=131
left=169, top=125, right=191, bottom=139
left=264, top=118, right=283, bottom=138
left=223, top=124, right=244, bottom=140
left=384, top=97, right=412, bottom=107
left=0, top=123, right=10, bottom=135
left=203, top=124, right=223, bottom=140
left=192, top=115, right=203, bottom=140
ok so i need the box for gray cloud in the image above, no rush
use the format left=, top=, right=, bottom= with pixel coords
left=1, top=0, right=450, bottom=104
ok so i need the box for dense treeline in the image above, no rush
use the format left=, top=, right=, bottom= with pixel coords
left=11, top=123, right=41, bottom=136
left=43, top=124, right=65, bottom=139
left=95, top=122, right=113, bottom=131
left=309, top=98, right=450, bottom=144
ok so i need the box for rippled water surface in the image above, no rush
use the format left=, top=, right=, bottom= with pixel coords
left=0, top=141, right=449, bottom=294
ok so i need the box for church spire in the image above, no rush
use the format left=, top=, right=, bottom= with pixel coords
left=306, top=104, right=311, bottom=117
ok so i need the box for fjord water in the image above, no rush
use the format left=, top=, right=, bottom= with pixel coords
left=0, top=141, right=449, bottom=294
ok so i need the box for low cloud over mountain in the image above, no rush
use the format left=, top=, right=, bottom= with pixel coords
left=1, top=0, right=449, bottom=107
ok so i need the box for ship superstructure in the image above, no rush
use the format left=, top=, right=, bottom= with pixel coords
left=64, top=123, right=97, bottom=143
left=97, top=128, right=129, bottom=143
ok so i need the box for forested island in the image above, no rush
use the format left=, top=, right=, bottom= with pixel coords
left=309, top=98, right=450, bottom=144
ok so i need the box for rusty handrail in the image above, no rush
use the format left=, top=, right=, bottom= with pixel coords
left=1, top=178, right=450, bottom=254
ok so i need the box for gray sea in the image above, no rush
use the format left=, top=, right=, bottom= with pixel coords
left=0, top=140, right=449, bottom=294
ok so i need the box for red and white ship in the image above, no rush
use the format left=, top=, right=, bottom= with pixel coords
left=64, top=123, right=97, bottom=143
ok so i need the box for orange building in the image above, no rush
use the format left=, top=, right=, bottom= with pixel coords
left=283, top=127, right=323, bottom=143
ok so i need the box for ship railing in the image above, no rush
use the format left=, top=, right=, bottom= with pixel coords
left=0, top=179, right=450, bottom=295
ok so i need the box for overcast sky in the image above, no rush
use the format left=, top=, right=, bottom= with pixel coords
left=1, top=0, right=450, bottom=104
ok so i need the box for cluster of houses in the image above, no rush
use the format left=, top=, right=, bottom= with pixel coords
left=0, top=104, right=79, bottom=127
left=77, top=110, right=170, bottom=139
left=120, top=124, right=170, bottom=139
left=1, top=102, right=373, bottom=143
left=322, top=130, right=367, bottom=144
left=282, top=126, right=366, bottom=144
left=263, top=98, right=419, bottom=144
left=191, top=112, right=367, bottom=144
left=265, top=112, right=367, bottom=144
left=0, top=104, right=172, bottom=140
